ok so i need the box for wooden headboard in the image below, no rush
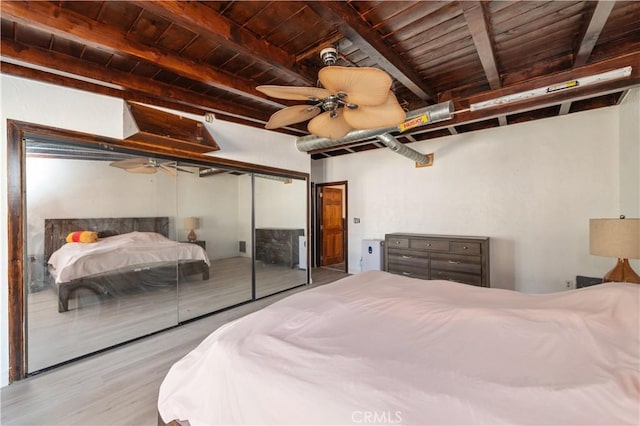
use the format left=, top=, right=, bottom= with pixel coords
left=44, top=217, right=169, bottom=261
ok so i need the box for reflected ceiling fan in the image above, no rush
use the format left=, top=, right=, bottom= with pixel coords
left=257, top=47, right=406, bottom=140
left=109, top=158, right=193, bottom=176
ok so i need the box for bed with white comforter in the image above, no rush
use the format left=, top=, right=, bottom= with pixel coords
left=48, top=231, right=210, bottom=312
left=158, top=270, right=639, bottom=425
left=48, top=231, right=210, bottom=284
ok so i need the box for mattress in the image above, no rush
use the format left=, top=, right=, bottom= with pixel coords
left=48, top=231, right=210, bottom=283
left=158, top=270, right=639, bottom=425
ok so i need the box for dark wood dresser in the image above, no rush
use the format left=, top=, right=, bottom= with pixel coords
left=384, top=233, right=490, bottom=287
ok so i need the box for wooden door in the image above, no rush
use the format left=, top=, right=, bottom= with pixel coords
left=321, top=187, right=344, bottom=266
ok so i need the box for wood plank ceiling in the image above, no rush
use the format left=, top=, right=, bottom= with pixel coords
left=1, top=1, right=639, bottom=159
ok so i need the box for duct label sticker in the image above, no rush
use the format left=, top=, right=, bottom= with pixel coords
left=399, top=114, right=429, bottom=132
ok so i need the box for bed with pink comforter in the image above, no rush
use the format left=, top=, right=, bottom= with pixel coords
left=158, top=270, right=639, bottom=425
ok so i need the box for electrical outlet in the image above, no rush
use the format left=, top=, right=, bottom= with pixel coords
left=353, top=217, right=360, bottom=223
left=565, top=280, right=574, bottom=289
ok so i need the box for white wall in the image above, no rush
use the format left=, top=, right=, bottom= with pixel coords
left=312, top=100, right=639, bottom=293
left=0, top=74, right=310, bottom=387
left=618, top=89, right=640, bottom=217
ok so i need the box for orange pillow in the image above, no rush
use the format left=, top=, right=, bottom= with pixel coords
left=65, top=231, right=98, bottom=243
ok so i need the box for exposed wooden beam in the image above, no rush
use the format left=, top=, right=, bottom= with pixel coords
left=0, top=1, right=284, bottom=108
left=1, top=60, right=205, bottom=116
left=132, top=0, right=317, bottom=85
left=296, top=32, right=345, bottom=62
left=574, top=1, right=616, bottom=67
left=468, top=51, right=639, bottom=106
left=412, top=75, right=639, bottom=138
left=304, top=1, right=436, bottom=102
left=0, top=39, right=302, bottom=133
left=460, top=1, right=501, bottom=89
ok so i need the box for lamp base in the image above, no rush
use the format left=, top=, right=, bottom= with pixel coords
left=603, top=258, right=640, bottom=284
left=187, top=229, right=197, bottom=242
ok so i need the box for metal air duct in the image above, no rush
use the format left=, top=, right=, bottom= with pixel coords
left=295, top=100, right=454, bottom=153
left=376, top=133, right=431, bottom=164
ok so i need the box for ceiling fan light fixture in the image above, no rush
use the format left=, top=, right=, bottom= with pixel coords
left=257, top=54, right=404, bottom=139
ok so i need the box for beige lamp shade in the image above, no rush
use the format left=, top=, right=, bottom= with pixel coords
left=183, top=217, right=200, bottom=230
left=183, top=217, right=200, bottom=242
left=589, top=218, right=640, bottom=259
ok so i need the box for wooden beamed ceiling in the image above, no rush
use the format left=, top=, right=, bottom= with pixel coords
left=1, top=1, right=639, bottom=159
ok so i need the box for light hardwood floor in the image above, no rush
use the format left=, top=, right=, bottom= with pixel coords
left=1, top=267, right=349, bottom=426
left=27, top=257, right=307, bottom=371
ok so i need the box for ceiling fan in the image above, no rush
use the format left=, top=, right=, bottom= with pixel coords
left=257, top=47, right=406, bottom=140
left=109, top=158, right=193, bottom=176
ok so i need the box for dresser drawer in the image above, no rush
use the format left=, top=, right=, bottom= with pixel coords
left=450, top=242, right=481, bottom=255
left=430, top=269, right=482, bottom=286
left=431, top=252, right=481, bottom=275
left=432, top=252, right=481, bottom=264
left=388, top=248, right=429, bottom=262
left=410, top=239, right=449, bottom=251
left=430, top=258, right=481, bottom=275
left=387, top=264, right=430, bottom=280
left=386, top=237, right=409, bottom=249
left=388, top=249, right=428, bottom=275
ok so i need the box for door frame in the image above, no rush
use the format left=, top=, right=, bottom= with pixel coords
left=314, top=181, right=348, bottom=273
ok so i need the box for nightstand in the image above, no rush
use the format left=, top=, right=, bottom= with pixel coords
left=182, top=240, right=206, bottom=250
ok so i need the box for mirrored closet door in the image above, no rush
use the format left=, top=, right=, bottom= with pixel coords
left=253, top=174, right=308, bottom=298
left=176, top=166, right=253, bottom=322
left=25, top=144, right=181, bottom=372
left=23, top=140, right=308, bottom=374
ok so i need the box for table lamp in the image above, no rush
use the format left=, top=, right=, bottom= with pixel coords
left=589, top=216, right=640, bottom=284
left=183, top=217, right=200, bottom=242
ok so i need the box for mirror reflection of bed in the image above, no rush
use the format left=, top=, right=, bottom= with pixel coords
left=25, top=142, right=308, bottom=373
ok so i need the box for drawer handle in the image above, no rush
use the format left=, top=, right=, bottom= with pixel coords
left=448, top=260, right=461, bottom=264
left=394, top=240, right=401, bottom=245
left=401, top=255, right=412, bottom=259
left=462, top=246, right=468, bottom=250
left=402, top=272, right=413, bottom=276
left=426, top=243, right=431, bottom=246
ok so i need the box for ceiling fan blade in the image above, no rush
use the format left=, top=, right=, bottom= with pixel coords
left=257, top=85, right=331, bottom=101
left=318, top=66, right=392, bottom=106
left=109, top=157, right=149, bottom=169
left=307, top=110, right=353, bottom=140
left=125, top=166, right=157, bottom=174
left=343, top=91, right=407, bottom=130
left=158, top=164, right=178, bottom=176
left=265, top=105, right=321, bottom=129
left=175, top=167, right=195, bottom=174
